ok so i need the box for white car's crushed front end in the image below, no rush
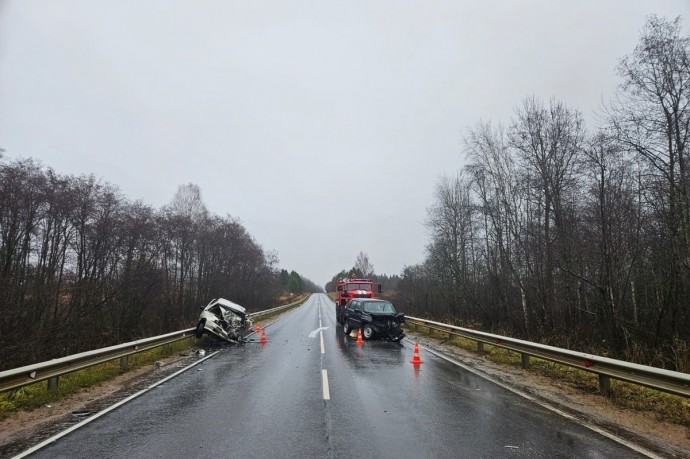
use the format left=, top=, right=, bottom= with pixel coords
left=195, top=298, right=253, bottom=343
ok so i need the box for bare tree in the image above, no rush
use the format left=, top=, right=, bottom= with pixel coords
left=509, top=96, right=585, bottom=327
left=575, top=132, right=646, bottom=347
left=607, top=15, right=690, bottom=349
left=466, top=122, right=533, bottom=333
left=170, top=183, right=207, bottom=222
left=161, top=183, right=209, bottom=312
left=354, top=251, right=375, bottom=278
left=609, top=16, right=690, bottom=264
left=424, top=173, right=478, bottom=317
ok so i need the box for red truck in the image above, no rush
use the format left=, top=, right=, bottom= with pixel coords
left=335, top=277, right=381, bottom=323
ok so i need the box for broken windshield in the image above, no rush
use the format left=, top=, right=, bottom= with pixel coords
left=363, top=301, right=396, bottom=313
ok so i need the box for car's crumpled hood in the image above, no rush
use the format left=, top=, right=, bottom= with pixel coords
left=207, top=298, right=247, bottom=317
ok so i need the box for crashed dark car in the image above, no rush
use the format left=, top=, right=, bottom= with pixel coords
left=195, top=298, right=252, bottom=343
left=342, top=298, right=405, bottom=342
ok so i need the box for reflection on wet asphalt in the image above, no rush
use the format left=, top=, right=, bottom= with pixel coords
left=22, top=294, right=648, bottom=459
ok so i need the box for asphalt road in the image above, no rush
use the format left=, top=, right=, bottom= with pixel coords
left=24, top=293, right=649, bottom=458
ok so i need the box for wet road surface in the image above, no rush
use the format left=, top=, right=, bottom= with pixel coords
left=25, top=294, right=649, bottom=458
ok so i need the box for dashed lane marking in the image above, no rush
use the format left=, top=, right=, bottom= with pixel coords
left=322, top=369, right=331, bottom=400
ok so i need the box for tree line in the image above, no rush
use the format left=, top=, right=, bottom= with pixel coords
left=396, top=16, right=690, bottom=371
left=279, top=269, right=324, bottom=294
left=325, top=251, right=401, bottom=293
left=0, top=161, right=310, bottom=370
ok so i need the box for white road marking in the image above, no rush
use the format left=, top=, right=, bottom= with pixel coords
left=423, top=346, right=663, bottom=459
left=318, top=298, right=330, bottom=400
left=308, top=326, right=329, bottom=338
left=322, top=369, right=331, bottom=400
left=13, top=350, right=221, bottom=459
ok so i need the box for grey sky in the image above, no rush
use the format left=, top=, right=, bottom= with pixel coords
left=1, top=1, right=689, bottom=287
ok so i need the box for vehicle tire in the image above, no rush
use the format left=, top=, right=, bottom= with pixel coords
left=362, top=324, right=374, bottom=340
left=343, top=321, right=350, bottom=335
left=195, top=319, right=206, bottom=338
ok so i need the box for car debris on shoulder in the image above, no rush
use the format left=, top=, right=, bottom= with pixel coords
left=342, top=298, right=405, bottom=342
left=195, top=298, right=252, bottom=343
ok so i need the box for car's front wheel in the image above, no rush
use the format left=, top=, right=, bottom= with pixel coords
left=362, top=324, right=374, bottom=340
left=343, top=321, right=350, bottom=335
left=195, top=319, right=206, bottom=338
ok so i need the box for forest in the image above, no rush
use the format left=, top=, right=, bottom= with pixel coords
left=395, top=16, right=690, bottom=372
left=0, top=169, right=317, bottom=371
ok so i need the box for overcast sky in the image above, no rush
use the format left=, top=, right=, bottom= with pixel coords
left=1, top=1, right=689, bottom=287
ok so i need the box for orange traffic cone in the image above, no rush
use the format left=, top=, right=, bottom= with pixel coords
left=260, top=329, right=268, bottom=344
left=356, top=328, right=364, bottom=344
left=410, top=342, right=423, bottom=364
left=255, top=322, right=261, bottom=333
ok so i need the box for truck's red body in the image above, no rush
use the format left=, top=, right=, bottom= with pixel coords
left=335, top=277, right=381, bottom=323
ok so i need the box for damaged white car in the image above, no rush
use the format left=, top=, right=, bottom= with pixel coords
left=195, top=298, right=252, bottom=343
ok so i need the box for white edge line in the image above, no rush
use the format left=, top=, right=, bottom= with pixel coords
left=322, top=369, right=330, bottom=400
left=421, top=346, right=663, bottom=459
left=18, top=297, right=313, bottom=456
left=12, top=351, right=222, bottom=459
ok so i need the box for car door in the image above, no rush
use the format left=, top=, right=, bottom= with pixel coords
left=347, top=300, right=363, bottom=330
left=343, top=301, right=355, bottom=329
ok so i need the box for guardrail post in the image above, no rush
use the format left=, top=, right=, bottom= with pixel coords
left=521, top=353, right=530, bottom=368
left=599, top=375, right=611, bottom=395
left=477, top=342, right=484, bottom=353
left=47, top=376, right=58, bottom=391
left=120, top=355, right=128, bottom=370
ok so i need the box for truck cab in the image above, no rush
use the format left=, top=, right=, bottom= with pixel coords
left=334, top=277, right=381, bottom=323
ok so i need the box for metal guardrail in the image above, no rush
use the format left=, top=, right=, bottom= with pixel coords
left=248, top=294, right=309, bottom=319
left=0, top=329, right=195, bottom=394
left=0, top=294, right=311, bottom=394
left=406, top=316, right=690, bottom=397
